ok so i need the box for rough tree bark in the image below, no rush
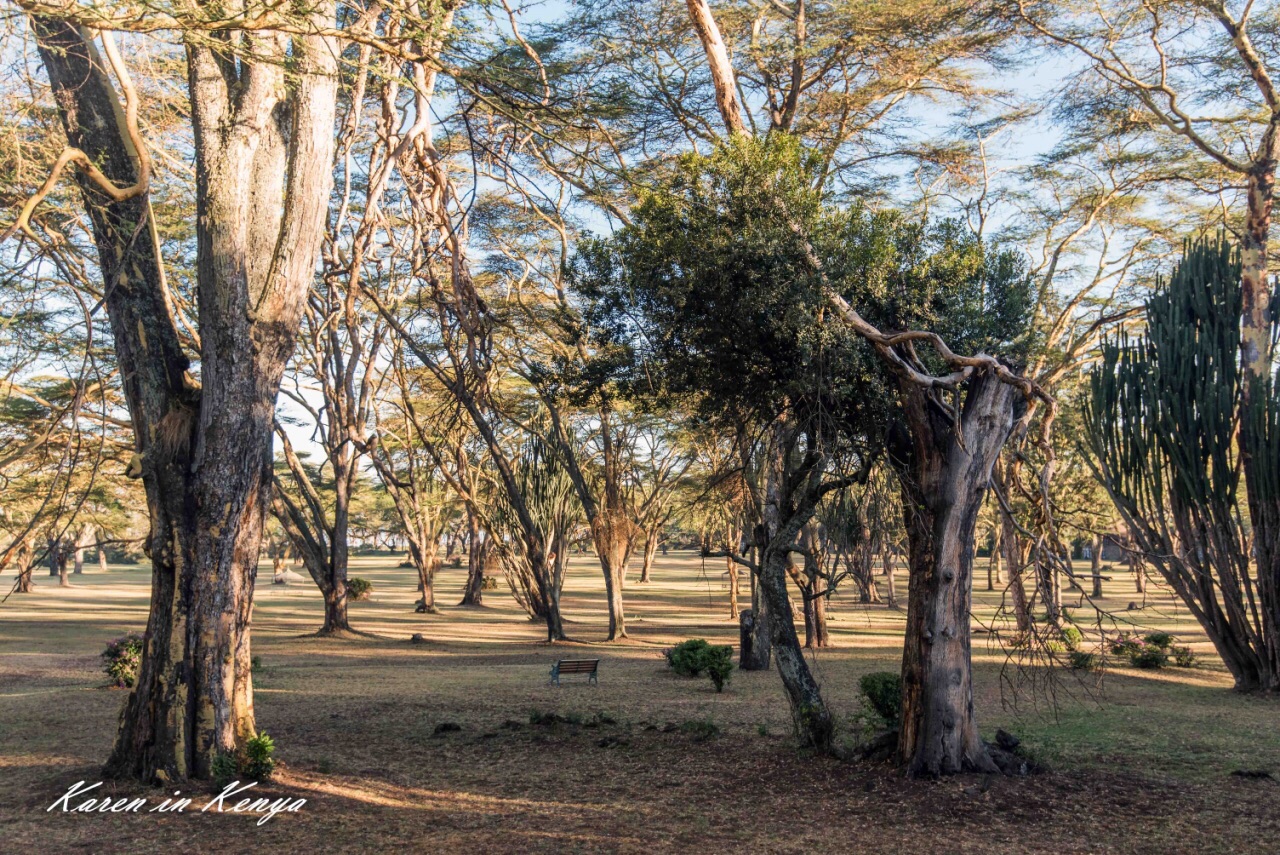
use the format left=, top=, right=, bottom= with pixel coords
left=459, top=505, right=485, bottom=606
left=754, top=416, right=835, bottom=751
left=889, top=370, right=1017, bottom=777
left=27, top=15, right=337, bottom=783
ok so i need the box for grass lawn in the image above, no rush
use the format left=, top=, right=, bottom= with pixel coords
left=0, top=552, right=1276, bottom=853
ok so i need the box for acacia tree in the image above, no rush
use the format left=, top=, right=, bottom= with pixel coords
left=1014, top=0, right=1280, bottom=646
left=3, top=10, right=338, bottom=781
left=680, top=0, right=1050, bottom=775
left=575, top=137, right=890, bottom=753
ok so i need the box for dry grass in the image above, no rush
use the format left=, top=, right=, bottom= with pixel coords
left=1, top=552, right=1277, bottom=854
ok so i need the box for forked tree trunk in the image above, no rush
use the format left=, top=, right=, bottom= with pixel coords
left=798, top=526, right=832, bottom=646
left=639, top=526, right=660, bottom=583
left=32, top=15, right=338, bottom=783
left=883, top=548, right=897, bottom=608
left=890, top=370, right=1016, bottom=777
left=98, top=545, right=109, bottom=573
left=756, top=418, right=835, bottom=752
left=787, top=559, right=816, bottom=648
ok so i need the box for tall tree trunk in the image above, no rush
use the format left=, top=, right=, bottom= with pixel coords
left=98, top=543, right=109, bottom=573
left=726, top=555, right=740, bottom=619
left=1236, top=132, right=1280, bottom=689
left=787, top=559, right=816, bottom=648
left=1131, top=547, right=1147, bottom=594
left=74, top=523, right=95, bottom=574
left=639, top=526, right=659, bottom=583
left=987, top=528, right=1001, bottom=591
left=995, top=463, right=1033, bottom=635
left=592, top=512, right=631, bottom=640
left=15, top=539, right=33, bottom=593
left=884, top=550, right=897, bottom=608
left=757, top=418, right=834, bottom=752
left=812, top=587, right=829, bottom=646
left=890, top=371, right=1015, bottom=777
left=459, top=509, right=485, bottom=606
left=30, top=14, right=338, bottom=783
left=1090, top=534, right=1103, bottom=598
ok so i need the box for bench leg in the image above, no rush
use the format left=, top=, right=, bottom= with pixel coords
left=590, top=672, right=597, bottom=686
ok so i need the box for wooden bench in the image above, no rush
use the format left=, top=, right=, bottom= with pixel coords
left=549, top=658, right=599, bottom=686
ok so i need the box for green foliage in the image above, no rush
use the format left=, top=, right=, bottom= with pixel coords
left=858, top=671, right=902, bottom=727
left=1144, top=632, right=1173, bottom=650
left=101, top=633, right=144, bottom=688
left=211, top=752, right=239, bottom=789
left=346, top=577, right=373, bottom=600
left=1060, top=625, right=1084, bottom=652
left=1069, top=651, right=1098, bottom=671
left=1085, top=234, right=1280, bottom=685
left=574, top=135, right=1031, bottom=445
left=680, top=719, right=719, bottom=742
left=242, top=732, right=276, bottom=781
left=1130, top=645, right=1168, bottom=670
left=210, top=732, right=276, bottom=787
left=1173, top=646, right=1198, bottom=668
left=665, top=639, right=733, bottom=692
left=702, top=647, right=733, bottom=693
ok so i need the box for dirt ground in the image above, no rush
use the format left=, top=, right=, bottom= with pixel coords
left=1, top=552, right=1277, bottom=854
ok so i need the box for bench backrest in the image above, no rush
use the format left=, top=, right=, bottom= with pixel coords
left=556, top=659, right=599, bottom=673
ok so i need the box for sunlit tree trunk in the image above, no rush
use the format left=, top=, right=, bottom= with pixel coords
left=29, top=16, right=338, bottom=782
left=891, top=371, right=1015, bottom=777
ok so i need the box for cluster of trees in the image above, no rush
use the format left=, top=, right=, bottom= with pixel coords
left=2, top=0, right=1279, bottom=782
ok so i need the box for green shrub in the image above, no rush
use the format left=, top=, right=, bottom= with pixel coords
left=701, top=645, right=733, bottom=692
left=1144, top=631, right=1174, bottom=650
left=210, top=731, right=276, bottom=787
left=1068, top=651, right=1098, bottom=671
left=667, top=639, right=711, bottom=676
left=102, top=633, right=144, bottom=688
left=858, top=671, right=902, bottom=728
left=1130, top=644, right=1168, bottom=669
left=1109, top=633, right=1143, bottom=657
left=1060, top=625, right=1084, bottom=652
left=680, top=719, right=719, bottom=742
left=1044, top=639, right=1066, bottom=654
left=347, top=577, right=373, bottom=601
left=1173, top=646, right=1197, bottom=668
left=242, top=731, right=276, bottom=781
left=211, top=752, right=239, bottom=789
left=666, top=639, right=733, bottom=691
